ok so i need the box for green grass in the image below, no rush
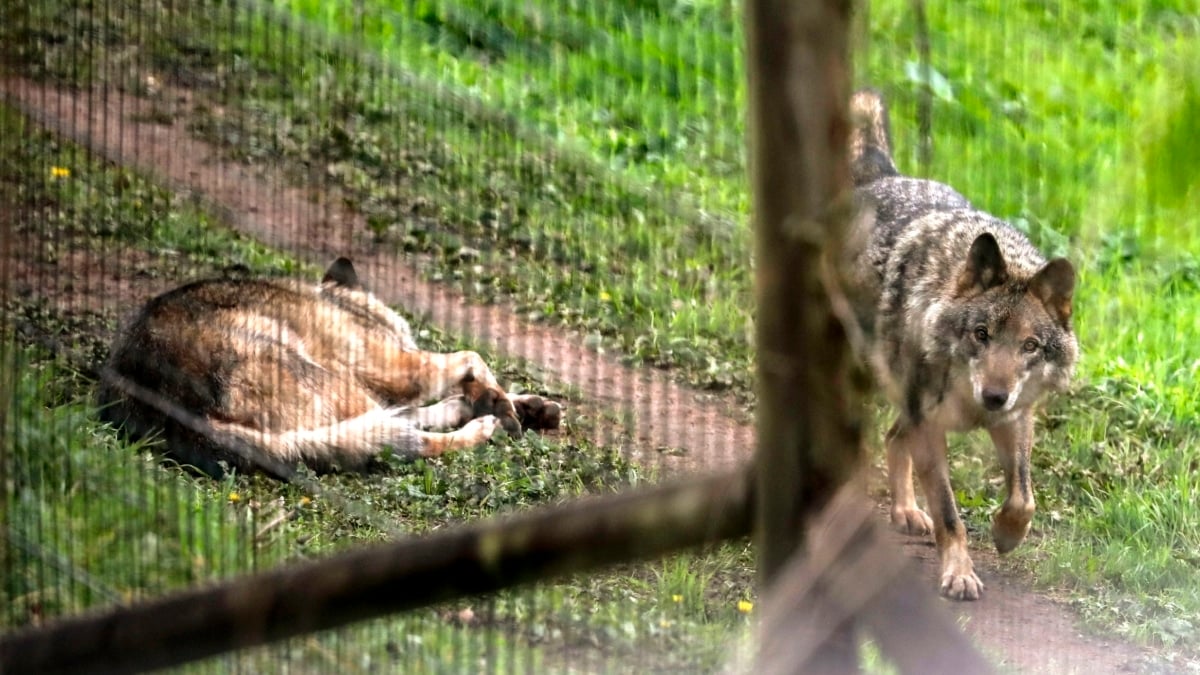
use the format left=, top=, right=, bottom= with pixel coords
left=3, top=346, right=262, bottom=621
left=2, top=341, right=755, bottom=669
left=0, top=100, right=756, bottom=670
left=1, top=344, right=651, bottom=670
left=5, top=0, right=1200, bottom=665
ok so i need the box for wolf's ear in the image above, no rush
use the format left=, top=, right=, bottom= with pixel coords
left=1030, top=258, right=1075, bottom=329
left=322, top=257, right=361, bottom=288
left=957, top=233, right=1008, bottom=295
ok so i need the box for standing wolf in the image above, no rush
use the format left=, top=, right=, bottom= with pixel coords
left=845, top=90, right=1078, bottom=600
left=98, top=258, right=561, bottom=480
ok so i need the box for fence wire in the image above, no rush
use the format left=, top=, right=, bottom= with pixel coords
left=3, top=0, right=756, bottom=670
left=3, top=0, right=1199, bottom=673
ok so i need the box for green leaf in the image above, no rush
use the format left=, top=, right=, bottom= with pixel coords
left=903, top=59, right=956, bottom=102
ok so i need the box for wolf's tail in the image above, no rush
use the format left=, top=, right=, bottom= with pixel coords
left=849, top=88, right=899, bottom=185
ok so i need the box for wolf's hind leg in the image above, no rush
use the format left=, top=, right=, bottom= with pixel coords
left=359, top=344, right=562, bottom=435
left=363, top=349, right=523, bottom=435
left=210, top=407, right=504, bottom=467
left=416, top=415, right=503, bottom=457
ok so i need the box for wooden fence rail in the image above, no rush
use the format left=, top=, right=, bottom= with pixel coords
left=0, top=470, right=753, bottom=674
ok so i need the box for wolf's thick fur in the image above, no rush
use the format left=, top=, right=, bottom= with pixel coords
left=98, top=258, right=561, bottom=479
left=846, top=89, right=1078, bottom=600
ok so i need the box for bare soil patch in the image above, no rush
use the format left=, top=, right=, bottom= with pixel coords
left=1, top=77, right=1176, bottom=673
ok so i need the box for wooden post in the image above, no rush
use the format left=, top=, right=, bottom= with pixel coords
left=743, top=0, right=865, bottom=671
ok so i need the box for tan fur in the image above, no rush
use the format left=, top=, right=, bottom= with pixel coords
left=98, top=258, right=562, bottom=479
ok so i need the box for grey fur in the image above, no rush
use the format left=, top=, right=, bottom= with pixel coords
left=98, top=259, right=561, bottom=479
left=846, top=91, right=1077, bottom=424
left=844, top=89, right=1079, bottom=600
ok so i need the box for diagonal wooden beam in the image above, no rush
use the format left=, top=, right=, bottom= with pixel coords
left=0, top=469, right=753, bottom=675
left=757, top=487, right=995, bottom=675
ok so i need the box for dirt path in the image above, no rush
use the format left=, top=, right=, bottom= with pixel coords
left=1, top=78, right=1175, bottom=674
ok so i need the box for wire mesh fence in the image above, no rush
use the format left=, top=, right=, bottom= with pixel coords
left=2, top=0, right=1199, bottom=672
left=3, top=0, right=758, bottom=670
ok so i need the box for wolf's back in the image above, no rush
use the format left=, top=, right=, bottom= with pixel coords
left=97, top=277, right=410, bottom=478
left=97, top=279, right=301, bottom=477
left=848, top=89, right=977, bottom=280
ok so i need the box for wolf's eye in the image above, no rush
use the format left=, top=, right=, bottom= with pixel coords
left=1022, top=338, right=1040, bottom=353
left=973, top=326, right=989, bottom=343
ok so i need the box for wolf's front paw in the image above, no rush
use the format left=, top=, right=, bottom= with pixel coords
left=992, top=502, right=1034, bottom=554
left=890, top=505, right=934, bottom=536
left=510, top=394, right=563, bottom=430
left=468, top=386, right=522, bottom=436
left=939, top=557, right=984, bottom=601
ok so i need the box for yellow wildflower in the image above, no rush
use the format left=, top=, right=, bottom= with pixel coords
left=299, top=496, right=312, bottom=506
left=671, top=594, right=683, bottom=604
left=50, top=166, right=71, bottom=179
left=737, top=600, right=753, bottom=614
left=228, top=492, right=241, bottom=503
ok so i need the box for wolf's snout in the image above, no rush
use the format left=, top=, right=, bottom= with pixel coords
left=981, top=388, right=1009, bottom=411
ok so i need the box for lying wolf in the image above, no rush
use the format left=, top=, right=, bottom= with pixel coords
left=845, top=89, right=1078, bottom=600
left=98, top=258, right=561, bottom=479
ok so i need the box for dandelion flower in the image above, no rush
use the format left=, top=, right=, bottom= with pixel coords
left=737, top=600, right=753, bottom=614
left=50, top=166, right=70, bottom=179
left=228, top=492, right=241, bottom=503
